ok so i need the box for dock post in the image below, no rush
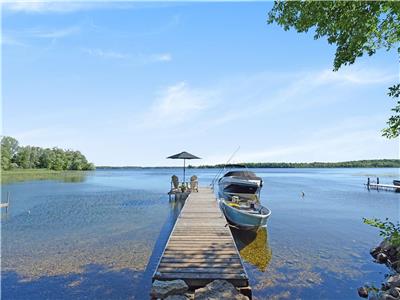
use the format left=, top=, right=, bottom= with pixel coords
left=377, top=177, right=379, bottom=184
left=367, top=177, right=370, bottom=189
left=6, top=192, right=10, bottom=214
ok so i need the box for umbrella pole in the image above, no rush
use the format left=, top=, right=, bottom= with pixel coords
left=183, top=159, right=186, bottom=185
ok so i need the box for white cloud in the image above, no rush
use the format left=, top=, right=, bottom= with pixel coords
left=150, top=53, right=172, bottom=62
left=2, top=26, right=81, bottom=47
left=82, top=48, right=129, bottom=59
left=2, top=1, right=102, bottom=14
left=130, top=65, right=396, bottom=137
left=2, top=1, right=182, bottom=14
left=82, top=48, right=172, bottom=63
left=30, top=26, right=81, bottom=38
left=1, top=34, right=27, bottom=47
left=138, top=81, right=215, bottom=128
left=202, top=119, right=399, bottom=165
left=208, top=66, right=397, bottom=127
left=315, top=67, right=397, bottom=85
left=157, top=82, right=206, bottom=115
left=236, top=129, right=398, bottom=163
left=125, top=65, right=397, bottom=165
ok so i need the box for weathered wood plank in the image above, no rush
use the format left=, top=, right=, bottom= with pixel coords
left=157, top=267, right=244, bottom=274
left=159, top=262, right=242, bottom=268
left=152, top=187, right=248, bottom=290
left=160, top=257, right=241, bottom=263
left=154, top=272, right=247, bottom=280
left=169, top=236, right=231, bottom=239
left=162, top=249, right=236, bottom=257
left=167, top=240, right=234, bottom=244
left=167, top=242, right=234, bottom=247
left=161, top=254, right=238, bottom=260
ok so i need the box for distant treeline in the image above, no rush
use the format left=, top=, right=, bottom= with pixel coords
left=193, top=159, right=400, bottom=169
left=1, top=136, right=95, bottom=171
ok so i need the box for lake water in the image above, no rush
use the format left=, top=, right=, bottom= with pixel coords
left=1, top=168, right=399, bottom=299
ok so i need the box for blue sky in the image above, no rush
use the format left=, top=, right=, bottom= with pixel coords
left=2, top=1, right=399, bottom=166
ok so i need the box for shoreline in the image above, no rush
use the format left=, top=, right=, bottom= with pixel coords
left=97, top=159, right=400, bottom=169
left=1, top=166, right=398, bottom=184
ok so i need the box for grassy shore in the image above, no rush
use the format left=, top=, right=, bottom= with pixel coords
left=1, top=169, right=91, bottom=184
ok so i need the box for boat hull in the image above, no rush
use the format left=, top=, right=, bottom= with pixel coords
left=219, top=200, right=270, bottom=230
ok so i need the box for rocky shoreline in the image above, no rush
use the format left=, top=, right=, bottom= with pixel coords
left=151, top=279, right=250, bottom=300
left=358, top=239, right=400, bottom=300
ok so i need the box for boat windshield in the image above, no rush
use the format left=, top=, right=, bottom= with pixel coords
left=223, top=171, right=261, bottom=180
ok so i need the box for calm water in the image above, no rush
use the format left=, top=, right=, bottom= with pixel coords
left=1, top=168, right=399, bottom=299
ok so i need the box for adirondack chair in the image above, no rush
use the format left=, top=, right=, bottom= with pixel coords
left=170, top=175, right=180, bottom=193
left=190, top=175, right=199, bottom=192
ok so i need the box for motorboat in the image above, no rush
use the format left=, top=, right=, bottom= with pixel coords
left=218, top=170, right=263, bottom=200
left=393, top=180, right=400, bottom=186
left=218, top=198, right=271, bottom=230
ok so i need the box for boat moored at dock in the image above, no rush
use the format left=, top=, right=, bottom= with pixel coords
left=218, top=170, right=263, bottom=200
left=218, top=198, right=271, bottom=230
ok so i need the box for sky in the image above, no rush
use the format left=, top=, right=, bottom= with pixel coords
left=2, top=1, right=399, bottom=166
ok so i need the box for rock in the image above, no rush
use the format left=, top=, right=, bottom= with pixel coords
left=388, top=287, right=400, bottom=298
left=194, top=280, right=249, bottom=300
left=379, top=293, right=397, bottom=300
left=165, top=295, right=188, bottom=300
left=184, top=292, right=194, bottom=300
left=371, top=247, right=382, bottom=258
left=358, top=286, right=369, bottom=298
left=380, top=240, right=392, bottom=252
left=388, top=274, right=400, bottom=287
left=377, top=253, right=388, bottom=263
left=151, top=280, right=188, bottom=299
left=391, top=260, right=400, bottom=268
left=388, top=247, right=397, bottom=257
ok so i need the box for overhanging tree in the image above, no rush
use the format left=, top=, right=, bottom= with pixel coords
left=268, top=1, right=400, bottom=138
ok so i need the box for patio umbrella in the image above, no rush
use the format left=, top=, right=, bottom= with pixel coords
left=167, top=151, right=201, bottom=183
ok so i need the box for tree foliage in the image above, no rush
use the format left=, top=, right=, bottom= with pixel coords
left=363, top=217, right=400, bottom=247
left=382, top=84, right=400, bottom=138
left=0, top=136, right=95, bottom=171
left=1, top=136, right=19, bottom=170
left=268, top=1, right=400, bottom=138
left=195, top=159, right=400, bottom=169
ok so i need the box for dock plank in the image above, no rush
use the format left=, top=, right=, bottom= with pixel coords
left=152, top=187, right=249, bottom=290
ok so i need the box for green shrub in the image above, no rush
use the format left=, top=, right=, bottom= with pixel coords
left=363, top=217, right=400, bottom=247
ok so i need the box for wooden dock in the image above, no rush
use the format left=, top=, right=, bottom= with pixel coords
left=153, top=187, right=249, bottom=291
left=1, top=192, right=10, bottom=213
left=367, top=183, right=400, bottom=192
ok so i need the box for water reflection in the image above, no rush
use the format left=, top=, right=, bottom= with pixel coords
left=61, top=174, right=87, bottom=183
left=168, top=195, right=186, bottom=216
left=232, top=227, right=272, bottom=272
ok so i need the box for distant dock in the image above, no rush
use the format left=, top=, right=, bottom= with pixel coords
left=0, top=192, right=10, bottom=214
left=153, top=187, right=250, bottom=296
left=366, top=177, right=400, bottom=192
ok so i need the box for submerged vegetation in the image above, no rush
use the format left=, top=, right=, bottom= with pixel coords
left=1, top=136, right=95, bottom=171
left=195, top=159, right=400, bottom=169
